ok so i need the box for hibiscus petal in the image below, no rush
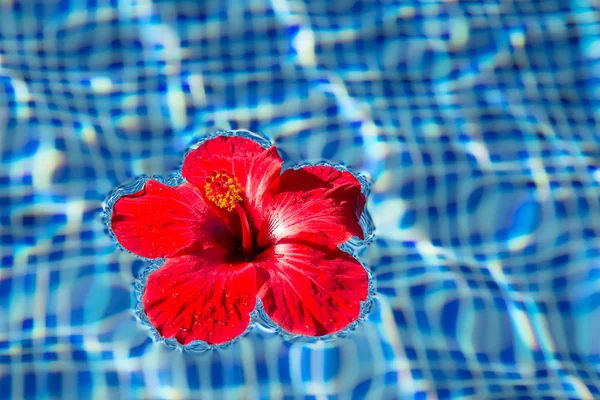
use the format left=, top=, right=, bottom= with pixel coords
left=258, top=166, right=366, bottom=248
left=182, top=136, right=283, bottom=227
left=256, top=242, right=369, bottom=336
left=111, top=180, right=234, bottom=258
left=143, top=250, right=257, bottom=345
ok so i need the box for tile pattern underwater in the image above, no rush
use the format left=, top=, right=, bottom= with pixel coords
left=1, top=0, right=600, bottom=398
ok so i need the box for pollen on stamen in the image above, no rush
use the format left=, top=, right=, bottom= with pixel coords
left=204, top=172, right=243, bottom=211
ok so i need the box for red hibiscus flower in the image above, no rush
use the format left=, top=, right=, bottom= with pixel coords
left=109, top=133, right=371, bottom=345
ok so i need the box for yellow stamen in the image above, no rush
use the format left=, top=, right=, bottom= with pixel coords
left=204, top=172, right=243, bottom=211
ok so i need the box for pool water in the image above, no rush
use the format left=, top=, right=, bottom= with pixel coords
left=1, top=1, right=600, bottom=399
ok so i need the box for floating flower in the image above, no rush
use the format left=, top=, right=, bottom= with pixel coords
left=109, top=133, right=371, bottom=345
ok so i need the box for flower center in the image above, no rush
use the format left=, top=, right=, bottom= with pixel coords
left=204, top=171, right=243, bottom=211
left=204, top=170, right=254, bottom=259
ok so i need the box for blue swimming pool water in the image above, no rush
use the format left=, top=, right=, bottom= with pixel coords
left=2, top=1, right=600, bottom=398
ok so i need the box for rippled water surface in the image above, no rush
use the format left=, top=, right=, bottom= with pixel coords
left=2, top=1, right=600, bottom=399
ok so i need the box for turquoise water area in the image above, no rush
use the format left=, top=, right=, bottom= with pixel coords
left=2, top=1, right=600, bottom=399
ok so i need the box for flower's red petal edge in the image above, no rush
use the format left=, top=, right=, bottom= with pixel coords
left=320, top=162, right=374, bottom=247
left=110, top=180, right=236, bottom=258
left=103, top=174, right=171, bottom=256
left=254, top=243, right=375, bottom=341
left=327, top=162, right=375, bottom=247
left=141, top=251, right=258, bottom=346
left=131, top=257, right=258, bottom=352
left=259, top=162, right=375, bottom=249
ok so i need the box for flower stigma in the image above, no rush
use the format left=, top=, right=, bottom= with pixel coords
left=205, top=170, right=254, bottom=258
left=204, top=171, right=243, bottom=211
